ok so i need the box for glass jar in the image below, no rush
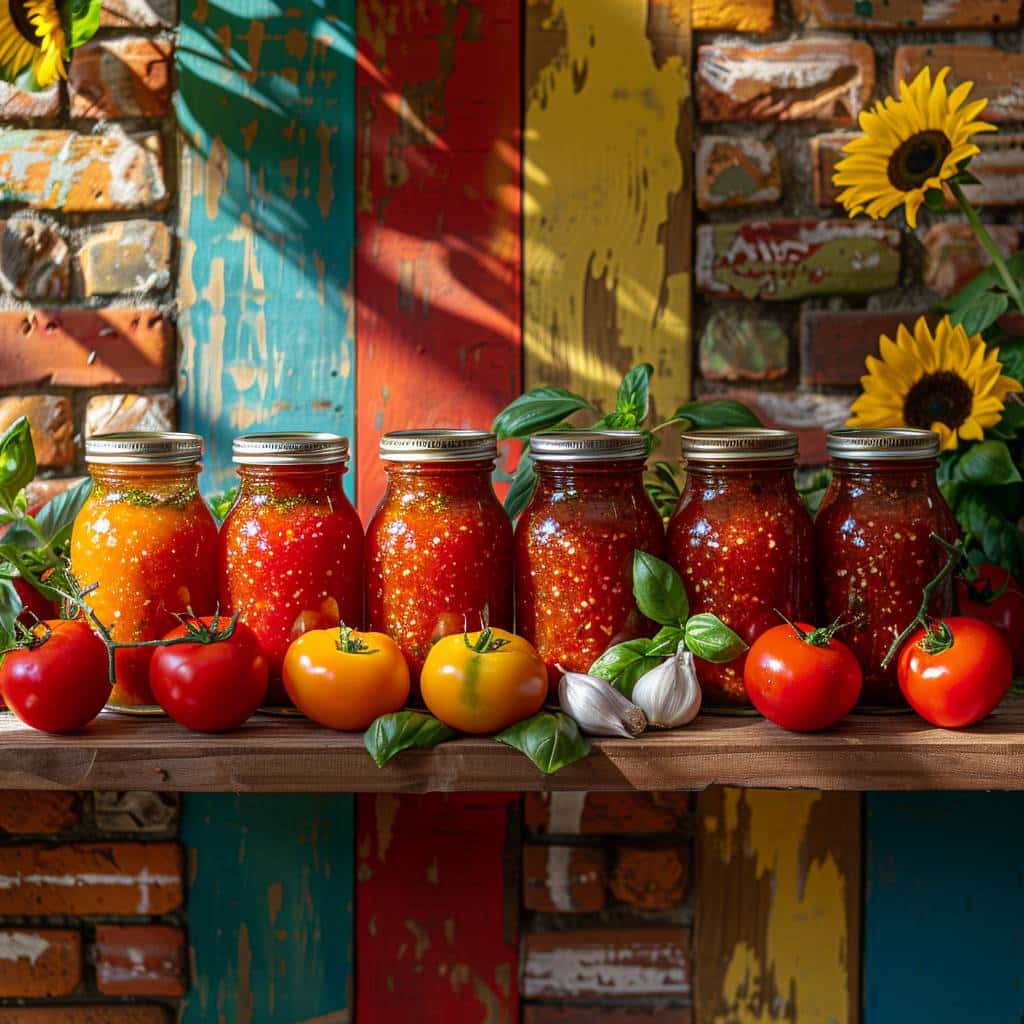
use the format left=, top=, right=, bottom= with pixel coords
left=217, top=433, right=364, bottom=707
left=366, top=429, right=513, bottom=685
left=666, top=429, right=816, bottom=709
left=816, top=428, right=959, bottom=708
left=70, top=432, right=219, bottom=713
left=515, top=431, right=665, bottom=694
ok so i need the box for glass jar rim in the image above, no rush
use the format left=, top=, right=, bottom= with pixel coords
left=827, top=428, right=939, bottom=460
left=529, top=430, right=647, bottom=462
left=680, top=428, right=798, bottom=462
left=85, top=432, right=203, bottom=466
left=233, top=432, right=349, bottom=465
left=379, top=429, right=497, bottom=462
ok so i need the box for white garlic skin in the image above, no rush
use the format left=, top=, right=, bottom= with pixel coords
left=631, top=644, right=702, bottom=728
left=558, top=671, right=647, bottom=738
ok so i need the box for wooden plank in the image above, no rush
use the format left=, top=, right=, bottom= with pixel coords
left=354, top=0, right=522, bottom=515
left=524, top=0, right=692, bottom=418
left=181, top=793, right=353, bottom=1023
left=695, top=788, right=862, bottom=1024
left=355, top=793, right=519, bottom=1022
left=6, top=703, right=1024, bottom=791
left=864, top=793, right=1024, bottom=1021
left=176, top=1, right=356, bottom=494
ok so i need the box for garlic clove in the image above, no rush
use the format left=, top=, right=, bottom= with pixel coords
left=558, top=670, right=647, bottom=738
left=631, top=643, right=702, bottom=729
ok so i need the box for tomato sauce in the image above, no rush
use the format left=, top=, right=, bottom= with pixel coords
left=366, top=430, right=513, bottom=685
left=71, top=433, right=218, bottom=712
left=816, top=428, right=959, bottom=708
left=218, top=433, right=364, bottom=706
left=666, top=429, right=815, bottom=708
left=515, top=431, right=665, bottom=692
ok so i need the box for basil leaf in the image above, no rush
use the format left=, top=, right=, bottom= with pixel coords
left=0, top=418, right=36, bottom=510
left=66, top=0, right=103, bottom=49
left=646, top=626, right=685, bottom=657
left=208, top=487, right=238, bottom=523
left=673, top=399, right=762, bottom=430
left=684, top=613, right=748, bottom=663
left=0, top=577, right=22, bottom=656
left=956, top=440, right=1021, bottom=487
left=495, top=711, right=590, bottom=775
left=504, top=452, right=537, bottom=519
left=492, top=387, right=595, bottom=440
left=615, top=363, right=653, bottom=424
left=33, top=478, right=92, bottom=552
left=633, top=550, right=688, bottom=626
left=589, top=637, right=661, bottom=696
left=364, top=711, right=457, bottom=768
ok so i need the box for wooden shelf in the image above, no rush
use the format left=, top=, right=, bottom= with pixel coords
left=4, top=697, right=1024, bottom=792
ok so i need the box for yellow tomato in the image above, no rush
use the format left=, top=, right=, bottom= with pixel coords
left=420, top=628, right=547, bottom=734
left=283, top=625, right=410, bottom=730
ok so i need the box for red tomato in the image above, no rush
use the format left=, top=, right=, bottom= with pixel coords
left=743, top=622, right=862, bottom=732
left=0, top=619, right=110, bottom=733
left=149, top=617, right=269, bottom=733
left=897, top=616, right=1012, bottom=728
left=957, top=564, right=1024, bottom=674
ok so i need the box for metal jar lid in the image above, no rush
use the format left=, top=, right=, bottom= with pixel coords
left=85, top=431, right=203, bottom=466
left=827, top=428, right=940, bottom=460
left=379, top=429, right=498, bottom=462
left=529, top=430, right=648, bottom=462
left=680, top=428, right=799, bottom=462
left=233, top=432, right=349, bottom=465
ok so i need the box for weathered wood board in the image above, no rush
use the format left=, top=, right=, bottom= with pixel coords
left=695, top=788, right=862, bottom=1024
left=181, top=793, right=354, bottom=1024
left=176, top=0, right=357, bottom=493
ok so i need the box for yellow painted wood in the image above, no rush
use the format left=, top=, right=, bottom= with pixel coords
left=691, top=0, right=773, bottom=32
left=523, top=0, right=692, bottom=413
left=695, top=787, right=861, bottom=1024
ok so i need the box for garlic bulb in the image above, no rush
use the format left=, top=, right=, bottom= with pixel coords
left=558, top=671, right=647, bottom=738
left=631, top=643, right=702, bottom=728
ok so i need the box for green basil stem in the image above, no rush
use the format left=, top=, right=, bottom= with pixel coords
left=949, top=181, right=1024, bottom=313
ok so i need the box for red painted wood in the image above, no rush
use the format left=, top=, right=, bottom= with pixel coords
left=354, top=0, right=522, bottom=518
left=356, top=793, right=520, bottom=1022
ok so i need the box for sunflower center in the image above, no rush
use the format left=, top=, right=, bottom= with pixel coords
left=8, top=1, right=43, bottom=45
left=887, top=130, right=953, bottom=191
left=903, top=371, right=974, bottom=431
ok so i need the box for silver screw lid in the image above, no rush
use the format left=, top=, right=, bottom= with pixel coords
left=379, top=429, right=498, bottom=463
left=827, top=428, right=940, bottom=460
left=233, top=432, right=349, bottom=465
left=85, top=431, right=203, bottom=466
left=529, top=430, right=648, bottom=462
left=680, top=428, right=799, bottom=462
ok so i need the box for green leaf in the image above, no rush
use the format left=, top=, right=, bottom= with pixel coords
left=615, top=364, right=654, bottom=424
left=33, top=478, right=92, bottom=552
left=939, top=252, right=1024, bottom=319
left=0, top=418, right=36, bottom=510
left=590, top=637, right=653, bottom=682
left=923, top=187, right=946, bottom=213
left=955, top=440, right=1021, bottom=487
left=364, top=711, right=457, bottom=768
left=684, top=613, right=748, bottom=663
left=65, top=0, right=103, bottom=49
left=495, top=711, right=591, bottom=775
left=0, top=576, right=22, bottom=656
left=492, top=387, right=595, bottom=440
left=503, top=452, right=537, bottom=519
left=208, top=487, right=238, bottom=523
left=995, top=340, right=1024, bottom=386
left=646, top=625, right=685, bottom=657
left=953, top=289, right=1009, bottom=337
left=632, top=550, right=688, bottom=626
left=673, top=399, right=762, bottom=431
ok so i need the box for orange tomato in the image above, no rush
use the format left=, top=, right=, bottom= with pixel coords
left=283, top=625, right=410, bottom=730
left=420, top=628, right=547, bottom=734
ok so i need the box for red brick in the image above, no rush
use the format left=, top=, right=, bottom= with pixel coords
left=793, top=0, right=1017, bottom=28
left=0, top=842, right=183, bottom=915
left=78, top=220, right=171, bottom=297
left=696, top=39, right=874, bottom=123
left=26, top=476, right=88, bottom=508
left=964, top=135, right=1024, bottom=207
left=0, top=217, right=69, bottom=299
left=810, top=132, right=855, bottom=207
left=799, top=309, right=933, bottom=389
left=0, top=929, right=82, bottom=997
left=0, top=1010, right=169, bottom=1024
left=524, top=1009, right=691, bottom=1024
left=0, top=81, right=59, bottom=121
left=95, top=924, right=186, bottom=996
left=609, top=847, right=689, bottom=910
left=696, top=136, right=781, bottom=210
left=101, top=0, right=176, bottom=27
left=70, top=38, right=173, bottom=119
left=523, top=845, right=606, bottom=913
left=692, top=0, right=773, bottom=33
left=0, top=791, right=80, bottom=834
left=893, top=46, right=1024, bottom=123
left=0, top=308, right=174, bottom=388
left=86, top=394, right=175, bottom=438
left=0, top=395, right=74, bottom=467
left=523, top=928, right=690, bottom=999
left=524, top=793, right=691, bottom=836
left=922, top=223, right=1019, bottom=299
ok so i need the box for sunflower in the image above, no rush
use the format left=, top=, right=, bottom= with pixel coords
left=848, top=316, right=1022, bottom=450
left=833, top=66, right=996, bottom=229
left=0, top=0, right=68, bottom=87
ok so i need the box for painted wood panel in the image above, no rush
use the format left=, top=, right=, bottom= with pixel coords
left=181, top=793, right=354, bottom=1024
left=176, top=0, right=357, bottom=494
left=695, top=787, right=862, bottom=1024
left=355, top=793, right=520, bottom=1022
left=865, top=792, right=1024, bottom=1022
left=524, top=0, right=692, bottom=418
left=355, top=0, right=522, bottom=515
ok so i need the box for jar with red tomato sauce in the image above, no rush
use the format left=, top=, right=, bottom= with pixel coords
left=70, top=433, right=219, bottom=713
left=816, top=428, right=959, bottom=708
left=218, top=433, right=364, bottom=707
left=515, top=431, right=665, bottom=693
left=666, top=429, right=815, bottom=709
left=366, top=430, right=513, bottom=686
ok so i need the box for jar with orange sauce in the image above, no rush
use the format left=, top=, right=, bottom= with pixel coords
left=70, top=432, right=219, bottom=713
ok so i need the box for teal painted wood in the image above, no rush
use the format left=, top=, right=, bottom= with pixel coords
left=182, top=794, right=354, bottom=1023
left=175, top=1, right=357, bottom=496
left=865, top=793, right=1024, bottom=1022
